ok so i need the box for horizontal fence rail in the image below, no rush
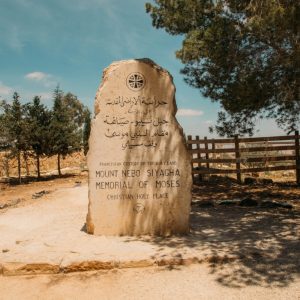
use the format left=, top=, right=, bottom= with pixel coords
left=187, top=131, right=300, bottom=185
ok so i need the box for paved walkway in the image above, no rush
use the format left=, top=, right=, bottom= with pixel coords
left=0, top=185, right=212, bottom=276
left=0, top=184, right=299, bottom=292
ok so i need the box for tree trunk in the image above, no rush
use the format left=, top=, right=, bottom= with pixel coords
left=57, top=153, right=61, bottom=176
left=4, top=155, right=9, bottom=177
left=37, top=154, right=40, bottom=179
left=24, top=151, right=30, bottom=177
left=17, top=151, right=21, bottom=184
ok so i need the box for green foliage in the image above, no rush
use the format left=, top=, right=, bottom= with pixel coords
left=0, top=111, right=9, bottom=150
left=0, top=87, right=90, bottom=179
left=83, top=109, right=91, bottom=156
left=27, top=96, right=52, bottom=177
left=0, top=93, right=29, bottom=151
left=146, top=0, right=300, bottom=136
left=49, top=86, right=88, bottom=175
left=27, top=96, right=51, bottom=155
left=0, top=92, right=30, bottom=181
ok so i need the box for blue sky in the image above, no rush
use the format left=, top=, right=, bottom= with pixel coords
left=0, top=0, right=283, bottom=137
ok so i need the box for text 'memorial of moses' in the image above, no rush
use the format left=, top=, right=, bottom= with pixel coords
left=87, top=59, right=192, bottom=236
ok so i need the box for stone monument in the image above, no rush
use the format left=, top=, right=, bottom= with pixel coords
left=86, top=59, right=192, bottom=236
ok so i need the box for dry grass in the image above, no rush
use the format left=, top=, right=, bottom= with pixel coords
left=0, top=151, right=86, bottom=178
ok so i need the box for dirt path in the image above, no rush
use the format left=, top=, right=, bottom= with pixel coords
left=0, top=177, right=299, bottom=299
left=1, top=182, right=299, bottom=278
left=0, top=264, right=299, bottom=300
left=0, top=174, right=87, bottom=210
left=1, top=174, right=299, bottom=211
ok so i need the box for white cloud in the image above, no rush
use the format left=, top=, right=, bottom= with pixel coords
left=0, top=82, right=13, bottom=96
left=177, top=109, right=204, bottom=117
left=25, top=71, right=56, bottom=87
left=25, top=71, right=49, bottom=81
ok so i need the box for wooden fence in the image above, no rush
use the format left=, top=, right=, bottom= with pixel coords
left=187, top=131, right=300, bottom=185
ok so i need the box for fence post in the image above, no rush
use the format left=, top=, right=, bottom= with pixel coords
left=204, top=136, right=210, bottom=169
left=295, top=130, right=300, bottom=185
left=212, top=139, right=216, bottom=169
left=235, top=135, right=242, bottom=184
left=196, top=135, right=202, bottom=182
left=187, top=135, right=194, bottom=182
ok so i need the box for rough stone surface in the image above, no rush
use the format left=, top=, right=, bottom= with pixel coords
left=2, top=263, right=60, bottom=276
left=86, top=58, right=192, bottom=236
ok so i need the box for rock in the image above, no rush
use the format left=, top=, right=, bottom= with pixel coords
left=0, top=198, right=21, bottom=209
left=2, top=262, right=60, bottom=276
left=32, top=190, right=50, bottom=199
left=244, top=177, right=257, bottom=185
left=257, top=178, right=273, bottom=185
left=239, top=198, right=258, bottom=207
left=218, top=199, right=240, bottom=206
left=204, top=175, right=236, bottom=184
left=260, top=201, right=293, bottom=209
left=195, top=201, right=214, bottom=208
left=0, top=203, right=8, bottom=209
left=86, top=59, right=192, bottom=236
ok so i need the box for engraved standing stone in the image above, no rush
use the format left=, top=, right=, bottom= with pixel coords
left=86, top=59, right=192, bottom=236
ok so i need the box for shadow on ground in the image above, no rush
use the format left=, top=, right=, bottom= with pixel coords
left=191, top=206, right=299, bottom=288
left=192, top=177, right=300, bottom=203
left=124, top=180, right=300, bottom=288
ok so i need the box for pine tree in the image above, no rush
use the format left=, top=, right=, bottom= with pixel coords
left=27, top=96, right=51, bottom=179
left=146, top=0, right=300, bottom=135
left=0, top=92, right=29, bottom=183
left=0, top=109, right=9, bottom=151
left=83, top=109, right=91, bottom=156
left=49, top=86, right=86, bottom=176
